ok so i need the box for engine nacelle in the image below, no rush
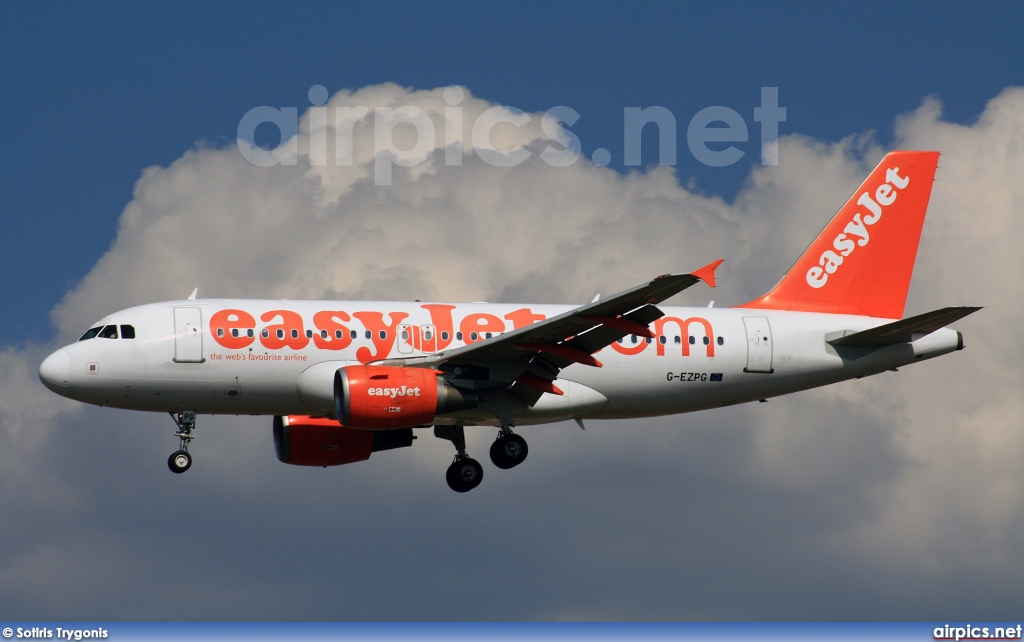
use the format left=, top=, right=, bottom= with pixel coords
left=334, top=365, right=477, bottom=430
left=273, top=415, right=414, bottom=467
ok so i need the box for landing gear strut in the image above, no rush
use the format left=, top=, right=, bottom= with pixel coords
left=489, top=425, right=528, bottom=470
left=434, top=425, right=483, bottom=493
left=167, top=410, right=196, bottom=474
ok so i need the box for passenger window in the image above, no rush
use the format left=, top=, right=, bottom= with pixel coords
left=98, top=325, right=118, bottom=339
left=630, top=335, right=638, bottom=344
left=674, top=336, right=681, bottom=344
left=485, top=332, right=492, bottom=339
left=323, top=330, right=330, bottom=339
left=291, top=329, right=299, bottom=339
left=401, top=330, right=409, bottom=340
left=659, top=336, right=666, bottom=345
left=456, top=332, right=463, bottom=341
left=247, top=329, right=254, bottom=338
left=120, top=325, right=136, bottom=339
left=217, top=328, right=225, bottom=337
left=305, top=330, right=313, bottom=339
left=79, top=326, right=103, bottom=341
left=424, top=330, right=433, bottom=340
left=276, top=329, right=284, bottom=339
left=470, top=332, right=478, bottom=341
left=645, top=337, right=652, bottom=344
left=364, top=330, right=371, bottom=339
left=379, top=330, right=387, bottom=340
left=262, top=329, right=269, bottom=338
left=441, top=331, right=450, bottom=341
left=703, top=336, right=710, bottom=345
left=717, top=336, right=724, bottom=346
left=333, top=330, right=340, bottom=339
left=230, top=328, right=238, bottom=338
left=689, top=336, right=695, bottom=345
left=350, top=330, right=357, bottom=339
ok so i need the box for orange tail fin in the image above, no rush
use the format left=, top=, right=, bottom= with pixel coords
left=738, top=150, right=940, bottom=318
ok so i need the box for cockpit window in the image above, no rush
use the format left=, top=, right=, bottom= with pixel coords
left=98, top=325, right=119, bottom=339
left=120, top=325, right=136, bottom=339
left=79, top=326, right=103, bottom=341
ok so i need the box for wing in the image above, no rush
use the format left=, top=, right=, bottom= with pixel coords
left=376, top=260, right=723, bottom=405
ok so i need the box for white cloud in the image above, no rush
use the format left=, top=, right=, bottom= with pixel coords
left=3, top=84, right=1023, bottom=618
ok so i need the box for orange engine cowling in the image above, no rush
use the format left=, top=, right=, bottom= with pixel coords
left=272, top=415, right=414, bottom=467
left=334, top=365, right=477, bottom=430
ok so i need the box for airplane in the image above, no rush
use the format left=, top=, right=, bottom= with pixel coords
left=38, top=150, right=979, bottom=492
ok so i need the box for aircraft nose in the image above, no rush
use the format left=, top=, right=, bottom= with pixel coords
left=39, top=348, right=71, bottom=392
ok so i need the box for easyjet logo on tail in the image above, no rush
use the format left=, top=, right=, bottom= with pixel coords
left=806, top=166, right=910, bottom=289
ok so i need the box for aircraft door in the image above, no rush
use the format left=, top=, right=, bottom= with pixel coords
left=396, top=324, right=414, bottom=355
left=173, top=307, right=205, bottom=363
left=742, top=316, right=773, bottom=373
left=420, top=324, right=437, bottom=353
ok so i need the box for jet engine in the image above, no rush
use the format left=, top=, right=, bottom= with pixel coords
left=273, top=415, right=414, bottom=467
left=334, top=365, right=477, bottom=430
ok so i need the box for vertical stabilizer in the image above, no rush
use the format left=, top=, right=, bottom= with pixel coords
left=738, top=150, right=939, bottom=318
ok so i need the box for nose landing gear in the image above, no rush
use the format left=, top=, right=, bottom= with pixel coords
left=167, top=410, right=196, bottom=474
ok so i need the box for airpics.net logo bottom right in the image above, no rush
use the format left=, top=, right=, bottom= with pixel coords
left=933, top=624, right=1023, bottom=641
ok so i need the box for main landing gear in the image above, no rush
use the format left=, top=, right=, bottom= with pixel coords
left=434, top=425, right=483, bottom=493
left=167, top=410, right=196, bottom=474
left=490, top=425, right=528, bottom=470
left=434, top=424, right=530, bottom=492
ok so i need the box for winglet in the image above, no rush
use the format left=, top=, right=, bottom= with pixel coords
left=187, top=288, right=198, bottom=300
left=690, top=259, right=724, bottom=288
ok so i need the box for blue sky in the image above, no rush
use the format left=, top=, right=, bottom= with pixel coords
left=3, top=3, right=1024, bottom=621
left=3, top=2, right=1022, bottom=343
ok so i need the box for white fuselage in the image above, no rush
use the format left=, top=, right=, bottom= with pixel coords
left=39, top=299, right=962, bottom=427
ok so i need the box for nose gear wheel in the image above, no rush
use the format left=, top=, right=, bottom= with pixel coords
left=168, top=450, right=192, bottom=473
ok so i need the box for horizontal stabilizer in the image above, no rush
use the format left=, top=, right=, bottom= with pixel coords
left=828, top=306, right=981, bottom=348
